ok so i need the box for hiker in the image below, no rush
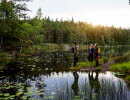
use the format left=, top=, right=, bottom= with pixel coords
left=94, top=43, right=99, bottom=67
left=88, top=44, right=94, bottom=62
left=73, top=41, right=78, bottom=66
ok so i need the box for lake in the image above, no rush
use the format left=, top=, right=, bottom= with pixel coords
left=0, top=46, right=130, bottom=100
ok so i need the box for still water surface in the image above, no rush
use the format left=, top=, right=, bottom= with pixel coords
left=0, top=46, right=130, bottom=100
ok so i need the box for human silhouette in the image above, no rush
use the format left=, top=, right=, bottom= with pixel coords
left=72, top=41, right=78, bottom=66
left=88, top=71, right=100, bottom=100
left=71, top=71, right=79, bottom=96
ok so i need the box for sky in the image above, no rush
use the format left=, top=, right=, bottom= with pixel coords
left=26, top=0, right=130, bottom=28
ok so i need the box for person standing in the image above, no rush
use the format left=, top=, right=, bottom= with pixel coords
left=94, top=43, right=99, bottom=67
left=88, top=44, right=94, bottom=62
left=73, top=41, right=78, bottom=66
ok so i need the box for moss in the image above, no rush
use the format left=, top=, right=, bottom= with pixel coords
left=111, top=62, right=130, bottom=73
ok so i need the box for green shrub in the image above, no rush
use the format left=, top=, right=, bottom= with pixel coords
left=111, top=62, right=130, bottom=73
left=70, top=61, right=95, bottom=69
left=114, top=55, right=128, bottom=63
left=0, top=50, right=9, bottom=58
left=125, top=75, right=130, bottom=81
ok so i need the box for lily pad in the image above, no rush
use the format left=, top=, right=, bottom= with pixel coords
left=51, top=92, right=56, bottom=95
left=4, top=93, right=10, bottom=97
left=0, top=93, right=3, bottom=96
left=56, top=88, right=61, bottom=90
left=21, top=96, right=28, bottom=99
left=45, top=88, right=49, bottom=90
left=48, top=96, right=54, bottom=99
left=16, top=92, right=23, bottom=96
left=50, top=85, right=55, bottom=86
left=9, top=95, right=15, bottom=98
left=39, top=92, right=44, bottom=95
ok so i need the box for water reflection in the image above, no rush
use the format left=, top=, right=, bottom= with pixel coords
left=1, top=46, right=130, bottom=99
left=71, top=72, right=79, bottom=96
left=88, top=71, right=100, bottom=100
left=1, top=70, right=130, bottom=100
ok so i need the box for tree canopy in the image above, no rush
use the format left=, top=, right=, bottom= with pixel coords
left=0, top=0, right=130, bottom=52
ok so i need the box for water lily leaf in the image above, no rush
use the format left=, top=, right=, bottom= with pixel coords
left=44, top=97, right=48, bottom=99
left=6, top=82, right=10, bottom=85
left=9, top=95, right=15, bottom=98
left=35, top=90, right=40, bottom=93
left=10, top=98, right=14, bottom=100
left=4, top=93, right=10, bottom=97
left=28, top=97, right=34, bottom=100
left=39, top=92, right=44, bottom=95
left=40, top=82, right=44, bottom=84
left=62, top=90, right=66, bottom=92
left=0, top=93, right=3, bottom=96
left=35, top=93, right=39, bottom=96
left=50, top=85, right=55, bottom=86
left=74, top=96, right=80, bottom=98
left=0, top=87, right=5, bottom=89
left=44, top=88, right=49, bottom=90
left=56, top=88, right=61, bottom=90
left=2, top=97, right=9, bottom=100
left=19, top=77, right=23, bottom=79
left=40, top=89, right=44, bottom=92
left=18, top=88, right=24, bottom=92
left=21, top=96, right=28, bottom=99
left=16, top=92, right=23, bottom=96
left=30, top=81, right=35, bottom=83
left=48, top=96, right=54, bottom=99
left=6, top=86, right=12, bottom=89
left=51, top=92, right=56, bottom=95
left=16, top=83, right=22, bottom=87
left=0, top=76, right=6, bottom=78
left=24, top=92, right=32, bottom=96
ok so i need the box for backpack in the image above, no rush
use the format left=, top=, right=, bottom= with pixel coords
left=71, top=47, right=74, bottom=53
left=98, top=48, right=101, bottom=53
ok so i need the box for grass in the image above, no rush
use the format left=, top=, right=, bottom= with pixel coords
left=125, top=75, right=130, bottom=82
left=95, top=66, right=102, bottom=70
left=70, top=57, right=110, bottom=70
left=70, top=61, right=95, bottom=70
left=111, top=62, right=130, bottom=73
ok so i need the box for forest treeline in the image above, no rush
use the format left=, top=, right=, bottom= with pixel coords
left=0, top=0, right=130, bottom=52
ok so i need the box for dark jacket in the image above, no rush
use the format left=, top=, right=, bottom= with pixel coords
left=94, top=47, right=98, bottom=55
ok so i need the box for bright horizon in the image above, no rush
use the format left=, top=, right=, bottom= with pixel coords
left=26, top=0, right=130, bottom=28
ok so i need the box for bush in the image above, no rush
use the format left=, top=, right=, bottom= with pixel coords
left=114, top=55, right=128, bottom=63
left=111, top=62, right=130, bottom=73
left=0, top=50, right=9, bottom=58
left=125, top=75, right=130, bottom=82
